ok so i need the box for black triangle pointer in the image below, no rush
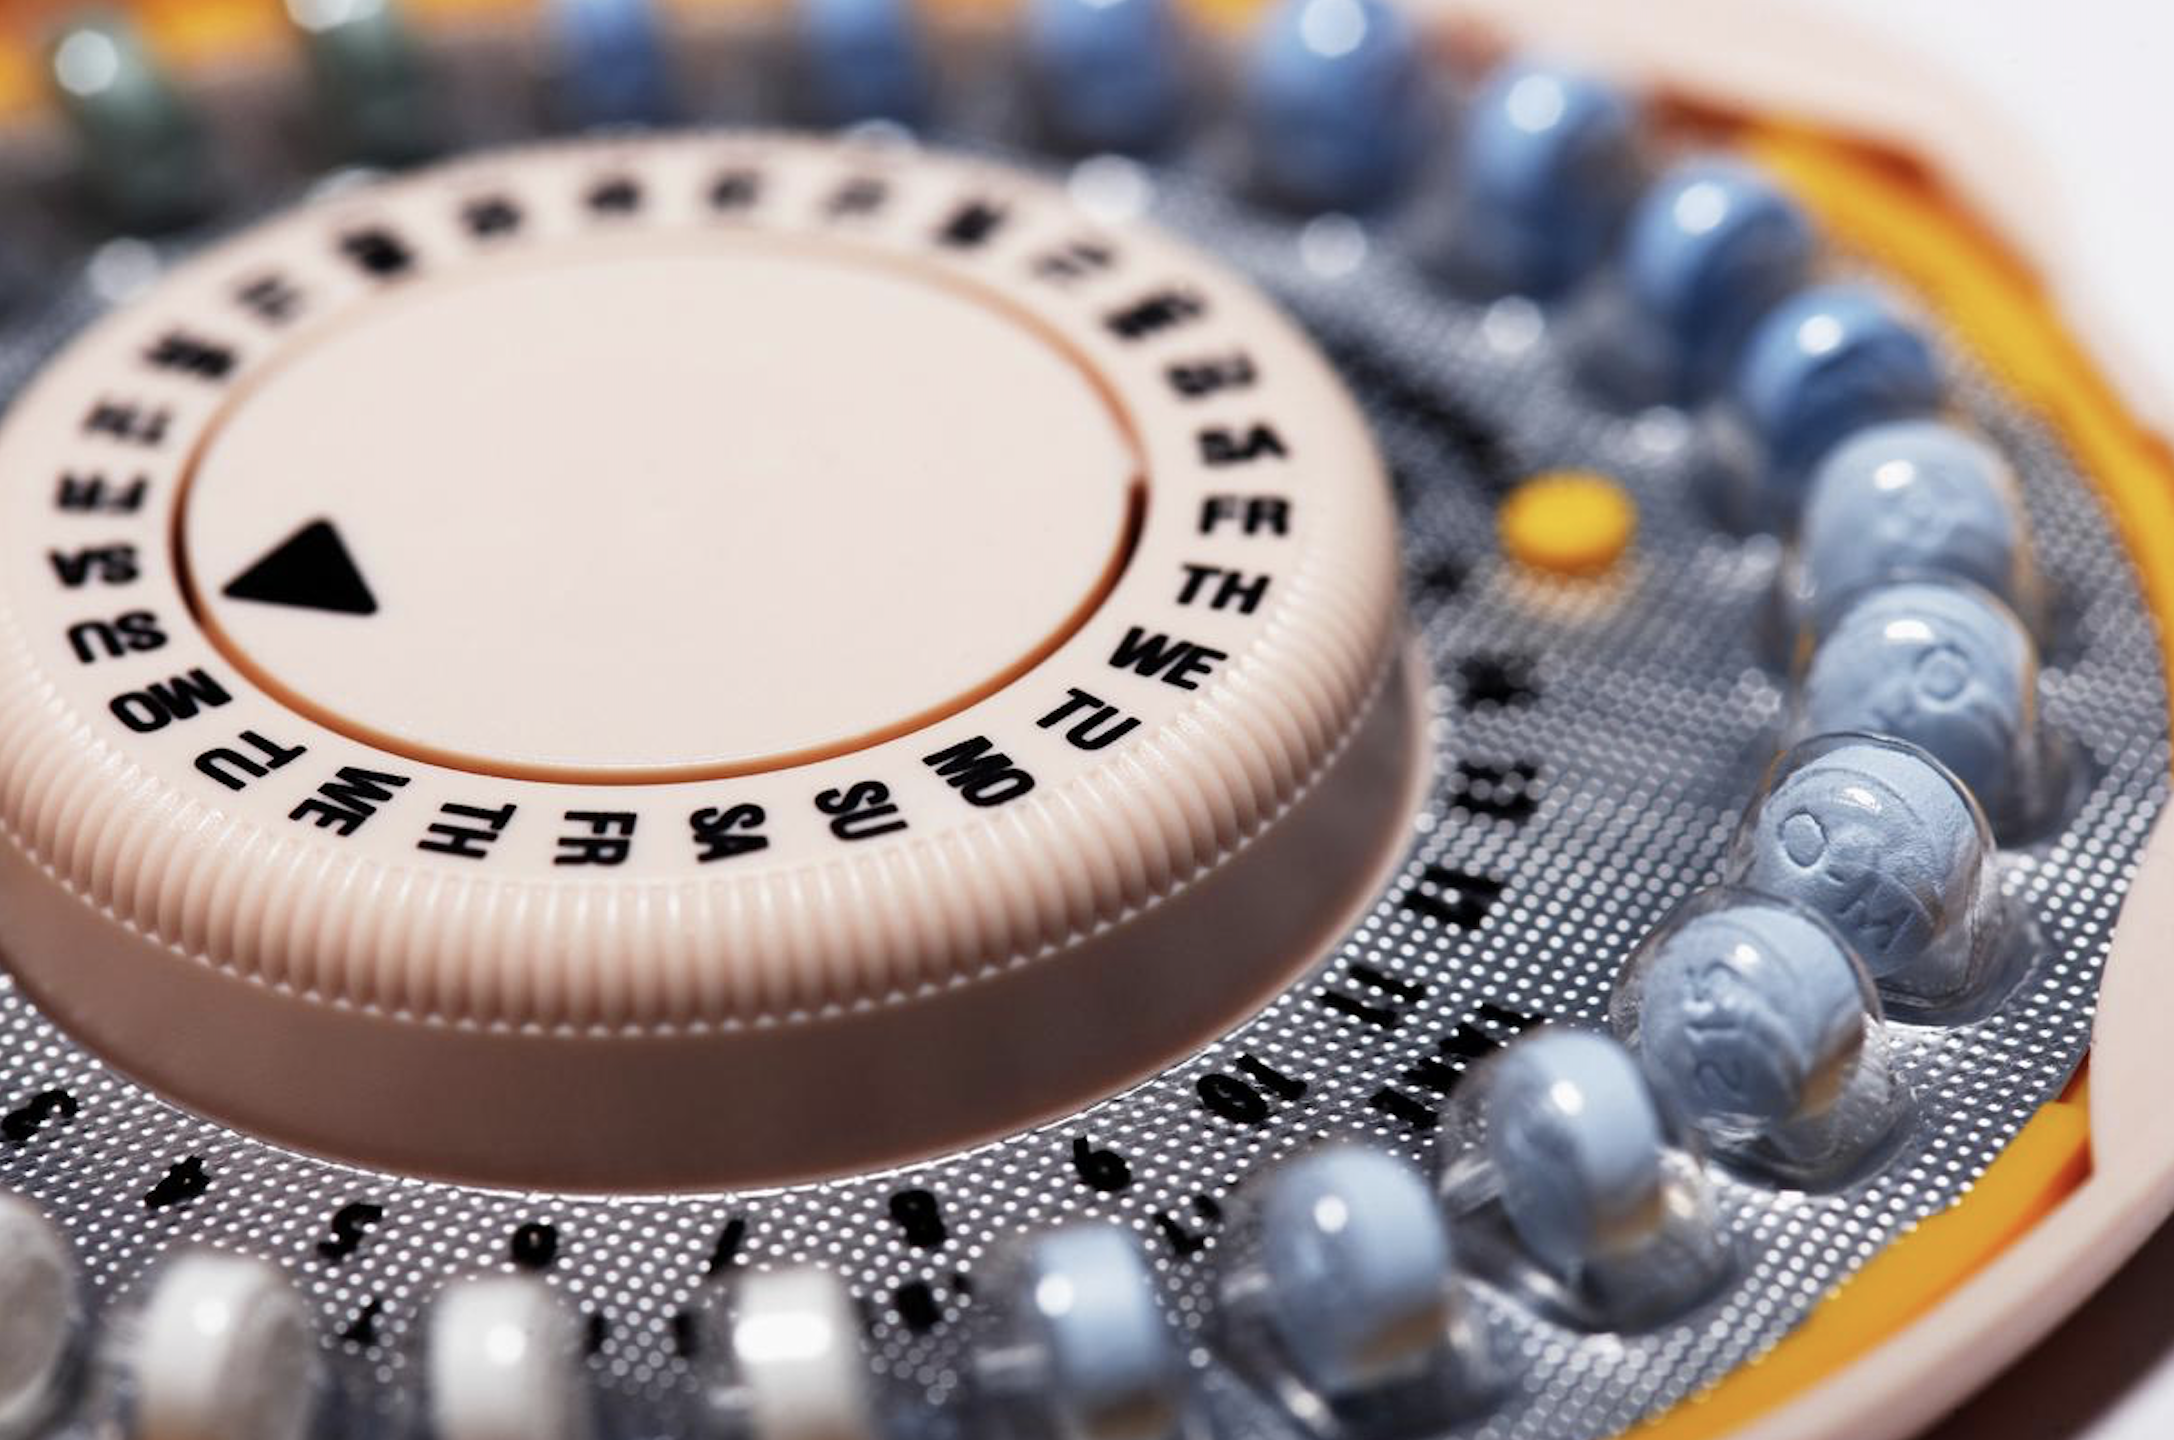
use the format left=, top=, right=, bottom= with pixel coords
left=221, top=519, right=378, bottom=616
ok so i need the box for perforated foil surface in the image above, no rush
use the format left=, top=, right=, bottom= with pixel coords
left=0, top=133, right=2163, bottom=1440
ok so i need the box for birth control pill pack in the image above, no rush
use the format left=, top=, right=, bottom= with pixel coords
left=0, top=6, right=2164, bottom=1440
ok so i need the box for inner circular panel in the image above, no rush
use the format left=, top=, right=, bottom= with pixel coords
left=181, top=240, right=1139, bottom=780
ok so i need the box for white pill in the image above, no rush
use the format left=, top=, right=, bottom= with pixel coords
left=732, top=1266, right=878, bottom=1440
left=0, top=1194, right=74, bottom=1436
left=134, top=1252, right=315, bottom=1440
left=428, top=1275, right=589, bottom=1440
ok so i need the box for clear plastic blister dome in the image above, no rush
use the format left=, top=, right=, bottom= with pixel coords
left=1795, top=580, right=2067, bottom=839
left=1213, top=1144, right=1496, bottom=1436
left=1609, top=888, right=1908, bottom=1188
left=969, top=1222, right=1196, bottom=1440
left=0, top=1194, right=77, bottom=1440
left=103, top=1248, right=330, bottom=1440
left=1436, top=1029, right=1730, bottom=1332
left=1726, top=733, right=2030, bottom=1020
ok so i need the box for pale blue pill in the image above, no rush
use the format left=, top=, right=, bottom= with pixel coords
left=1799, top=420, right=2029, bottom=628
left=1244, top=0, right=1427, bottom=213
left=1452, top=61, right=1638, bottom=297
left=1802, top=583, right=2031, bottom=814
left=1024, top=0, right=1184, bottom=154
left=1485, top=1031, right=1664, bottom=1276
left=550, top=0, right=673, bottom=127
left=1017, top=1225, right=1183, bottom=1439
left=1620, top=159, right=1814, bottom=394
left=1738, top=740, right=1981, bottom=981
left=798, top=0, right=926, bottom=124
left=1259, top=1146, right=1450, bottom=1394
left=47, top=14, right=213, bottom=230
left=1733, top=283, right=1944, bottom=491
left=1638, top=904, right=1866, bottom=1128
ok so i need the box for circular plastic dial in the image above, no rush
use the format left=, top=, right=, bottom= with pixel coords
left=0, top=134, right=1415, bottom=1188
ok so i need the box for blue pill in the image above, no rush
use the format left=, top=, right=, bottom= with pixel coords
left=1484, top=1031, right=1664, bottom=1276
left=1802, top=583, right=2032, bottom=817
left=1451, top=61, right=1639, bottom=297
left=1737, top=739, right=1982, bottom=983
left=1259, top=1146, right=1451, bottom=1394
left=1797, top=420, right=2031, bottom=630
left=1637, top=903, right=1866, bottom=1129
left=1244, top=0, right=1427, bottom=213
left=1023, top=0, right=1184, bottom=154
left=798, top=0, right=926, bottom=124
left=1015, top=1225, right=1183, bottom=1438
left=549, top=0, right=673, bottom=127
left=1618, top=158, right=1814, bottom=394
left=1733, top=282, right=1944, bottom=494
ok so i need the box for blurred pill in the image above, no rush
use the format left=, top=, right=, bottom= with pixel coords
left=1448, top=61, right=1638, bottom=297
left=1794, top=419, right=2035, bottom=632
left=731, top=1267, right=878, bottom=1440
left=549, top=0, right=674, bottom=127
left=1001, top=1224, right=1185, bottom=1440
left=428, top=1275, right=589, bottom=1440
left=1244, top=0, right=1427, bottom=213
left=1613, top=158, right=1814, bottom=396
left=1024, top=0, right=1184, bottom=154
left=798, top=0, right=927, bottom=125
left=1259, top=1145, right=1454, bottom=1395
left=1484, top=1031, right=1664, bottom=1277
left=47, top=13, right=213, bottom=230
left=1732, top=282, right=1943, bottom=503
left=0, top=1193, right=74, bottom=1437
left=288, top=0, right=440, bottom=166
left=134, top=1253, right=316, bottom=1440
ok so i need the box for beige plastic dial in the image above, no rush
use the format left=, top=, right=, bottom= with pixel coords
left=0, top=133, right=1419, bottom=1188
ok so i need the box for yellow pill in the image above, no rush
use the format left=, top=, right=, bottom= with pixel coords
left=1499, top=471, right=1638, bottom=576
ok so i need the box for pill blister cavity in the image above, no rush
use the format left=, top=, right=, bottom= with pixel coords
left=1728, top=733, right=2028, bottom=1019
left=1613, top=888, right=1907, bottom=1185
left=1441, top=1031, right=1729, bottom=1330
left=1216, top=1145, right=1494, bottom=1432
left=971, top=1222, right=1191, bottom=1440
